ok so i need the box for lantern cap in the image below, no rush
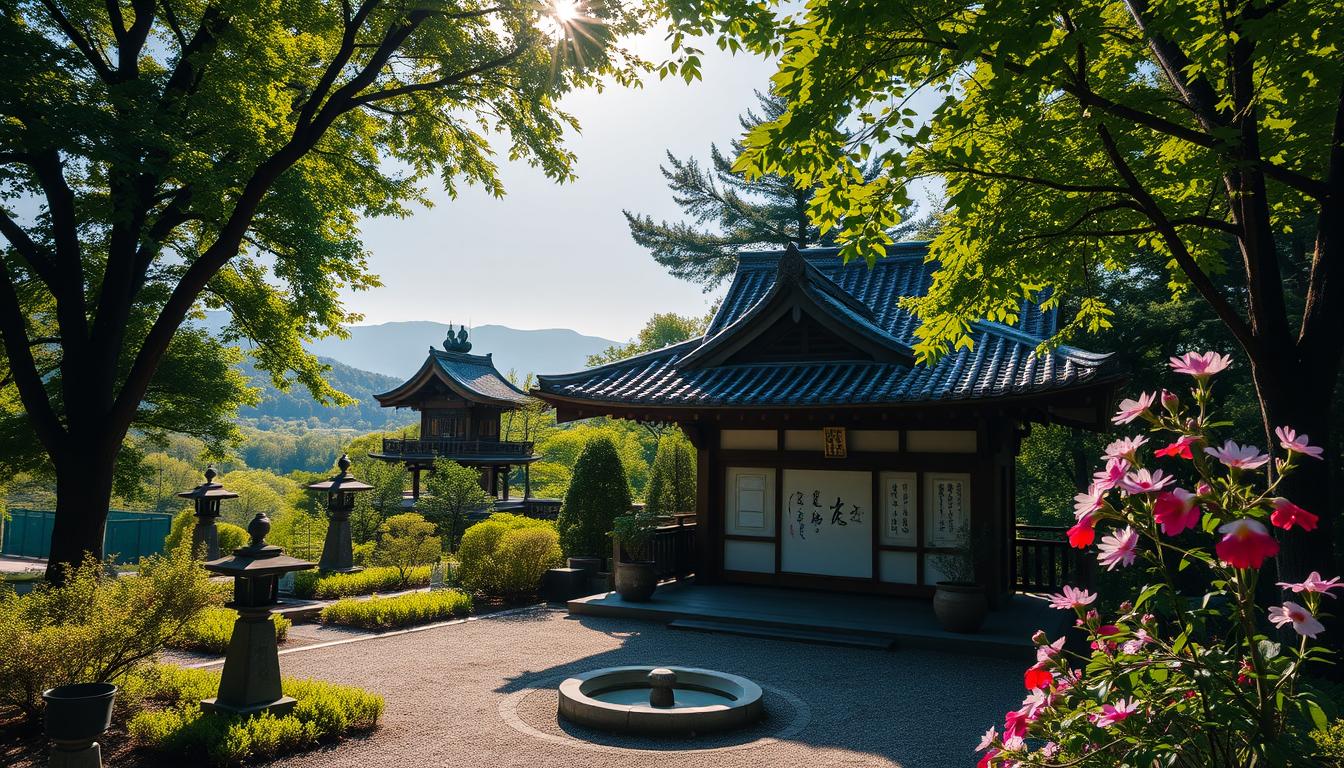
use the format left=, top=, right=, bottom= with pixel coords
left=306, top=453, right=373, bottom=493
left=202, top=512, right=314, bottom=577
left=177, top=465, right=240, bottom=501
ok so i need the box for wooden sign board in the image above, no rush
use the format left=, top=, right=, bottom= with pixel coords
left=822, top=426, right=847, bottom=458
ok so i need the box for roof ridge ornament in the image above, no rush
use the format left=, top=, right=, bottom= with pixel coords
left=777, top=242, right=806, bottom=282
left=443, top=324, right=473, bottom=354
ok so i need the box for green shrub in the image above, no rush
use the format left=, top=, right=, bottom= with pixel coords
left=290, top=565, right=431, bottom=599
left=319, top=589, right=472, bottom=629
left=125, top=664, right=382, bottom=766
left=557, top=435, right=631, bottom=558
left=0, top=549, right=217, bottom=719
left=352, top=540, right=376, bottom=567
left=644, top=430, right=696, bottom=516
left=167, top=606, right=291, bottom=654
left=374, top=513, right=440, bottom=585
left=1316, top=720, right=1344, bottom=767
left=457, top=513, right=561, bottom=598
left=164, top=509, right=248, bottom=556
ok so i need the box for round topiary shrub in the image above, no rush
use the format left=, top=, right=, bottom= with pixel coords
left=557, top=436, right=631, bottom=559
left=457, top=513, right=561, bottom=598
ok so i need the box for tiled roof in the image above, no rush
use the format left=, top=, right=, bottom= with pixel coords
left=535, top=244, right=1114, bottom=408
left=376, top=350, right=530, bottom=407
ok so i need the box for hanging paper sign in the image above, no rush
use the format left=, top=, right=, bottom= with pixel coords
left=926, top=473, right=970, bottom=547
left=880, top=472, right=917, bottom=546
left=781, top=469, right=872, bottom=578
left=823, top=427, right=847, bottom=458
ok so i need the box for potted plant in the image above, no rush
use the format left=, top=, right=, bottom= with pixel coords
left=42, top=682, right=117, bottom=751
left=929, top=525, right=988, bottom=633
left=611, top=511, right=658, bottom=602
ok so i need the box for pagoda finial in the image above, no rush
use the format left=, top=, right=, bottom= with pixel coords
left=204, top=465, right=217, bottom=483
left=337, top=453, right=352, bottom=473
left=442, top=324, right=472, bottom=353
left=246, top=512, right=272, bottom=550
left=778, top=241, right=807, bottom=282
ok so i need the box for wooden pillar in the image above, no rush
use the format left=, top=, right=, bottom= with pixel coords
left=685, top=423, right=719, bottom=584
left=502, top=466, right=510, bottom=501
left=524, top=464, right=532, bottom=499
left=411, top=467, right=421, bottom=500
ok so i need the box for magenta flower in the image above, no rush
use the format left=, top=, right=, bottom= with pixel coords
left=1067, top=516, right=1096, bottom=548
left=1275, top=426, right=1323, bottom=460
left=1119, top=467, right=1174, bottom=495
left=1097, top=526, right=1140, bottom=570
left=1047, top=585, right=1097, bottom=610
left=1204, top=440, right=1270, bottom=470
left=1112, top=392, right=1156, bottom=424
left=1269, top=497, right=1318, bottom=531
left=1091, top=698, right=1139, bottom=727
left=1154, top=434, right=1198, bottom=459
left=1277, top=571, right=1343, bottom=597
left=1268, top=602, right=1326, bottom=638
left=1092, top=457, right=1130, bottom=492
left=1152, top=487, right=1201, bottom=536
left=1215, top=518, right=1279, bottom=569
left=1103, top=435, right=1148, bottom=461
left=1169, top=350, right=1232, bottom=378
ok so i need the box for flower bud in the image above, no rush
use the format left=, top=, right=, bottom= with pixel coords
left=1032, top=629, right=1047, bottom=645
left=1161, top=389, right=1179, bottom=411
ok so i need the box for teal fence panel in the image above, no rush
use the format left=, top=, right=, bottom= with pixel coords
left=1, top=509, right=171, bottom=564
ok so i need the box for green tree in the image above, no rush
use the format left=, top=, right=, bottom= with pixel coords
left=139, top=452, right=203, bottom=512
left=666, top=0, right=1344, bottom=579
left=586, top=312, right=709, bottom=366
left=374, top=512, right=439, bottom=588
left=349, top=459, right=407, bottom=544
left=0, top=1, right=647, bottom=579
left=419, top=460, right=491, bottom=552
left=557, top=435, right=631, bottom=559
left=644, top=430, right=696, bottom=515
left=216, top=470, right=295, bottom=528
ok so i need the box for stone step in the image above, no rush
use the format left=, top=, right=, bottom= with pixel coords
left=667, top=619, right=897, bottom=649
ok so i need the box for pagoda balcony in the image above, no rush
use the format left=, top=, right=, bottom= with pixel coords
left=379, top=437, right=536, bottom=460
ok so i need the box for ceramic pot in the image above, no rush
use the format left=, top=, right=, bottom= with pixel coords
left=42, top=683, right=117, bottom=743
left=932, top=582, right=988, bottom=633
left=614, top=561, right=657, bottom=602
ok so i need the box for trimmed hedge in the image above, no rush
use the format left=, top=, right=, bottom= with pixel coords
left=291, top=565, right=432, bottom=599
left=557, top=435, right=631, bottom=558
left=319, top=589, right=472, bottom=630
left=457, top=513, right=562, bottom=598
left=167, top=606, right=291, bottom=654
left=124, top=664, right=382, bottom=766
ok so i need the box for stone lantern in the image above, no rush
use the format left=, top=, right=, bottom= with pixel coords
left=201, top=512, right=314, bottom=717
left=306, top=453, right=372, bottom=573
left=176, top=466, right=237, bottom=560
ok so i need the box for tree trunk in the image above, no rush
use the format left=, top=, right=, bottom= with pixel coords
left=44, top=448, right=118, bottom=581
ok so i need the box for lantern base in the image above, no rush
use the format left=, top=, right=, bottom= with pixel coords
left=201, top=696, right=297, bottom=718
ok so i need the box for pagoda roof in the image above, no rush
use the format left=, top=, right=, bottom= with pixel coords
left=534, top=243, right=1118, bottom=415
left=375, top=348, right=531, bottom=408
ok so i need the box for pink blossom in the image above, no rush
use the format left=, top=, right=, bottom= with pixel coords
left=1169, top=350, right=1231, bottom=378
left=1119, top=468, right=1175, bottom=495
left=1073, top=484, right=1106, bottom=519
left=1275, top=426, right=1324, bottom=460
left=1153, top=487, right=1201, bottom=536
left=1091, top=698, right=1139, bottom=727
left=1047, top=585, right=1097, bottom=610
left=1204, top=440, right=1270, bottom=470
left=976, top=749, right=998, bottom=768
left=1036, top=636, right=1066, bottom=663
left=1112, top=392, right=1156, bottom=424
left=1270, top=498, right=1318, bottom=531
left=1040, top=742, right=1060, bottom=758
left=1216, top=519, right=1279, bottom=569
left=1277, top=571, right=1343, bottom=597
left=1268, top=601, right=1326, bottom=638
left=1103, top=435, right=1148, bottom=461
left=1154, top=435, right=1198, bottom=460
left=1067, top=516, right=1095, bottom=549
left=1121, top=629, right=1153, bottom=655
left=976, top=726, right=997, bottom=752
left=1092, top=457, right=1130, bottom=492
left=1003, top=708, right=1031, bottom=741
left=1097, top=526, right=1140, bottom=571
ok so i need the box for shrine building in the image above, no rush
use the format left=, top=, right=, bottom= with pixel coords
left=534, top=243, right=1119, bottom=601
left=370, top=327, right=551, bottom=513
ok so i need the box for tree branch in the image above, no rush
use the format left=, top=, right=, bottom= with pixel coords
left=351, top=43, right=529, bottom=106
left=37, top=0, right=115, bottom=82
left=0, top=257, right=66, bottom=452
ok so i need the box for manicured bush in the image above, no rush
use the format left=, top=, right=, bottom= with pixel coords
left=418, top=459, right=492, bottom=551
left=167, top=606, right=291, bottom=654
left=557, top=435, right=631, bottom=558
left=457, top=513, right=562, bottom=598
left=0, top=548, right=216, bottom=719
left=290, top=564, right=431, bottom=599
left=319, top=589, right=472, bottom=629
left=124, top=664, right=382, bottom=766
left=164, top=509, right=249, bottom=556
left=645, top=430, right=696, bottom=516
left=374, top=513, right=440, bottom=586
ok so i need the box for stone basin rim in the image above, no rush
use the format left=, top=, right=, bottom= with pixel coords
left=558, top=665, right=765, bottom=735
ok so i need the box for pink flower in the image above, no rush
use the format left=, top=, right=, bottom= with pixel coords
left=1097, top=526, right=1140, bottom=570
left=1169, top=350, right=1231, bottom=378
left=1036, top=636, right=1066, bottom=662
left=1216, top=519, right=1279, bottom=569
left=1047, top=585, right=1097, bottom=610
left=976, top=749, right=998, bottom=768
left=1268, top=601, right=1326, bottom=638
left=1092, top=457, right=1130, bottom=492
left=1103, top=435, right=1148, bottom=461
left=1152, top=487, right=1201, bottom=536
left=1277, top=571, right=1343, bottom=597
left=1040, top=742, right=1060, bottom=758
left=1119, top=468, right=1174, bottom=495
left=1121, top=628, right=1153, bottom=655
left=1112, top=392, right=1156, bottom=424
left=1073, top=484, right=1106, bottom=519
left=1092, top=698, right=1139, bottom=727
left=1204, top=440, right=1270, bottom=470
left=1270, top=498, right=1318, bottom=531
left=1275, top=426, right=1324, bottom=460
left=1003, top=708, right=1031, bottom=741
left=1067, top=516, right=1096, bottom=548
left=976, top=726, right=997, bottom=752
left=1154, top=435, right=1198, bottom=459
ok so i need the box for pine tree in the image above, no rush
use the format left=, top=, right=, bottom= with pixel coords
left=645, top=431, right=696, bottom=516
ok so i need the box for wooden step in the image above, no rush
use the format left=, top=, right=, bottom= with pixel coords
left=667, top=619, right=897, bottom=649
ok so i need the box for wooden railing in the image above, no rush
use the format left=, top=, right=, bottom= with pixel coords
left=1013, top=524, right=1088, bottom=593
left=380, top=437, right=534, bottom=458
left=614, top=515, right=697, bottom=582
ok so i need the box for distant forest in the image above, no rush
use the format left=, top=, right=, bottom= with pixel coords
left=237, top=357, right=417, bottom=432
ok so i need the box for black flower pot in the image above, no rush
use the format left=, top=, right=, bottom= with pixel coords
left=42, top=683, right=117, bottom=743
left=614, top=561, right=657, bottom=602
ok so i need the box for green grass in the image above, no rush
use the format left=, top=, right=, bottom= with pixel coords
left=166, top=606, right=291, bottom=654
left=291, top=565, right=432, bottom=599
left=319, top=589, right=472, bottom=630
left=0, top=571, right=42, bottom=584
left=124, top=664, right=382, bottom=766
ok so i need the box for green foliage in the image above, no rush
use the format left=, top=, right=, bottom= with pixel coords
left=558, top=436, right=632, bottom=558
left=534, top=422, right=651, bottom=501
left=237, top=357, right=417, bottom=434
left=0, top=548, right=216, bottom=718
left=586, top=313, right=709, bottom=366
left=124, top=664, right=382, bottom=766
left=164, top=511, right=247, bottom=556
left=611, top=511, right=658, bottom=562
left=291, top=565, right=431, bottom=600
left=644, top=430, right=696, bottom=516
left=349, top=459, right=408, bottom=544
left=419, top=459, right=492, bottom=551
left=1314, top=720, right=1344, bottom=767
left=319, top=589, right=472, bottom=630
left=374, top=513, right=441, bottom=587
left=457, top=513, right=562, bottom=597
left=167, top=606, right=291, bottom=655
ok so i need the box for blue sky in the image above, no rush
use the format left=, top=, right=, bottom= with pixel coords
left=353, top=37, right=778, bottom=342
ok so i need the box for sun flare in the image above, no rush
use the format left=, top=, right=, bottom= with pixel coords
left=551, top=0, right=582, bottom=24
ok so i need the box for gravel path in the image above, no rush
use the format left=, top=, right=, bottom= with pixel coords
left=271, top=606, right=1023, bottom=768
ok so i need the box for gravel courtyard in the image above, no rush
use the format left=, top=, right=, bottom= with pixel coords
left=268, top=606, right=1024, bottom=768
